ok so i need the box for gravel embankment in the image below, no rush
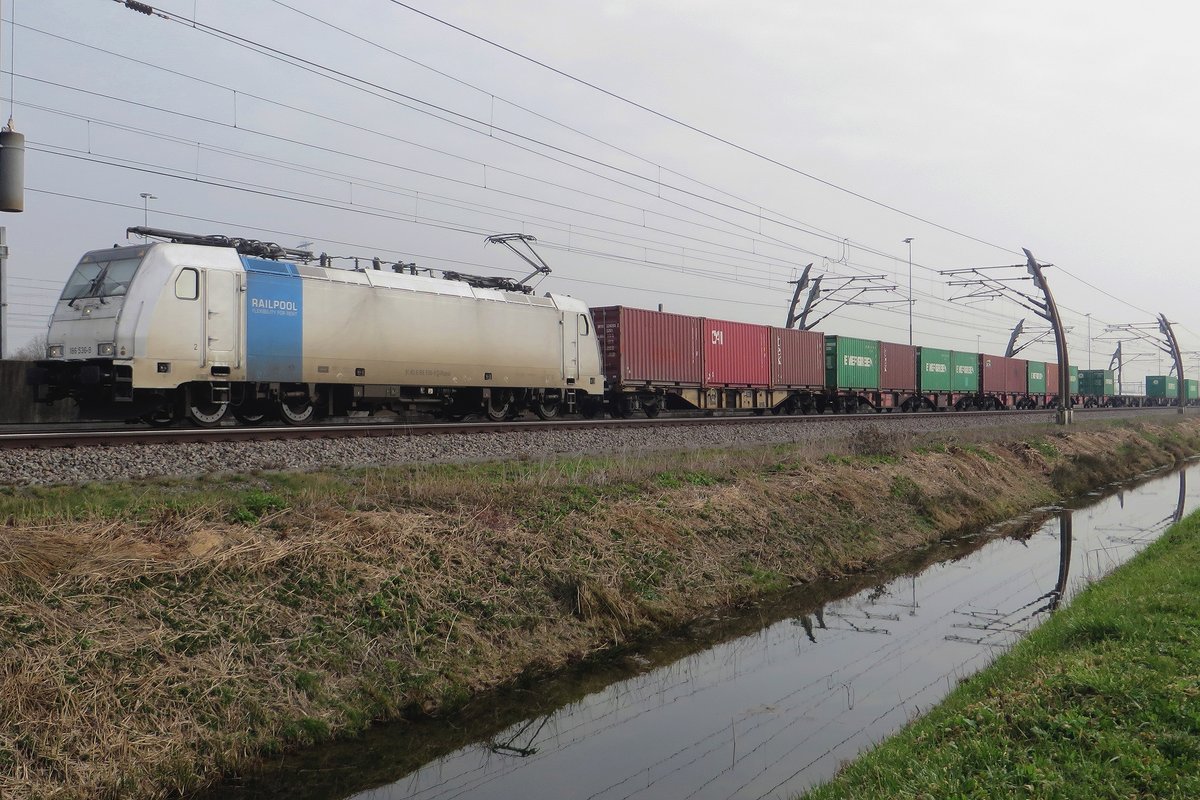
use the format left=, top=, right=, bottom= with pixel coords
left=0, top=408, right=1181, bottom=486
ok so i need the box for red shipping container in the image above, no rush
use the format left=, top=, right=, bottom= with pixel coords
left=980, top=354, right=1009, bottom=393
left=1045, top=362, right=1060, bottom=395
left=770, top=327, right=824, bottom=388
left=879, top=341, right=917, bottom=392
left=703, top=318, right=771, bottom=386
left=591, top=306, right=703, bottom=386
left=1007, top=357, right=1028, bottom=394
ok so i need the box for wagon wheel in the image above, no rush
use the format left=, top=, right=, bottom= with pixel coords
left=843, top=397, right=858, bottom=414
left=485, top=391, right=512, bottom=422
left=643, top=402, right=661, bottom=419
left=611, top=397, right=635, bottom=419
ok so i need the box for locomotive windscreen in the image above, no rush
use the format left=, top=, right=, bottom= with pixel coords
left=62, top=250, right=145, bottom=302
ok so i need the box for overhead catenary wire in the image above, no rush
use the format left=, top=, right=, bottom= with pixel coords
left=17, top=5, right=1185, bottom=358
left=21, top=14, right=1134, bottom=343
left=0, top=82, right=1032, bottom=340
left=28, top=141, right=1026, bottom=345
left=86, top=11, right=986, bottom=285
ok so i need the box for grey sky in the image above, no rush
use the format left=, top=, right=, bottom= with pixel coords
left=4, top=0, right=1197, bottom=383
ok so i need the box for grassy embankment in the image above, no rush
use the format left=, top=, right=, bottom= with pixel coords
left=1, top=417, right=1199, bottom=799
left=804, top=505, right=1200, bottom=800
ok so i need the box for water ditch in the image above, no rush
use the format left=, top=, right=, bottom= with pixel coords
left=199, top=460, right=1200, bottom=800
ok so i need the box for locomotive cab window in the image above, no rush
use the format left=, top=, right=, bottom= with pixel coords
left=578, top=314, right=590, bottom=336
left=175, top=268, right=199, bottom=300
left=61, top=255, right=142, bottom=302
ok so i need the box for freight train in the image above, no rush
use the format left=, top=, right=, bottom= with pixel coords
left=27, top=229, right=1197, bottom=426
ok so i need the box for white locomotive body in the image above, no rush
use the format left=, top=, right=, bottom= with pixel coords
left=32, top=237, right=605, bottom=425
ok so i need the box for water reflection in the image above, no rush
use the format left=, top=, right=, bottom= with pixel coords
left=199, top=462, right=1199, bottom=800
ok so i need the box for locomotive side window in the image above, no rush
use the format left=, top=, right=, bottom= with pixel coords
left=578, top=314, right=590, bottom=336
left=175, top=268, right=199, bottom=300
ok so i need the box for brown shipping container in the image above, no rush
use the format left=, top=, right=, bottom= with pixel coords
left=770, top=327, right=825, bottom=387
left=591, top=306, right=703, bottom=386
left=879, top=341, right=918, bottom=392
left=704, top=318, right=771, bottom=386
left=980, top=353, right=1009, bottom=393
left=1045, top=362, right=1060, bottom=395
left=1007, top=357, right=1028, bottom=394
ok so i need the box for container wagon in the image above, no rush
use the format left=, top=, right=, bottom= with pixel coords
left=824, top=336, right=880, bottom=413
left=593, top=306, right=823, bottom=416
left=978, top=354, right=1031, bottom=409
left=1146, top=375, right=1179, bottom=406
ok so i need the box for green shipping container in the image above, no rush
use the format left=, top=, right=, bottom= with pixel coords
left=1187, top=379, right=1199, bottom=401
left=951, top=351, right=979, bottom=392
left=1146, top=375, right=1178, bottom=398
left=917, top=347, right=952, bottom=392
left=1078, top=369, right=1115, bottom=396
left=825, top=336, right=880, bottom=390
left=1027, top=360, right=1047, bottom=394
left=1069, top=365, right=1078, bottom=394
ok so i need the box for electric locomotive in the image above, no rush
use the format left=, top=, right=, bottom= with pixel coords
left=29, top=228, right=606, bottom=426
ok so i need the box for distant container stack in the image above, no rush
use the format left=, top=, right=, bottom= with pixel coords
left=1146, top=375, right=1179, bottom=399
left=1078, top=369, right=1116, bottom=397
left=1026, top=360, right=1047, bottom=395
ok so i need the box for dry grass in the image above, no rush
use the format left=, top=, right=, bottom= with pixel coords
left=1, top=417, right=1198, bottom=799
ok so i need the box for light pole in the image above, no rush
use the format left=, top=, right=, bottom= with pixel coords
left=1085, top=313, right=1092, bottom=369
left=903, top=237, right=914, bottom=345
left=139, top=193, right=157, bottom=230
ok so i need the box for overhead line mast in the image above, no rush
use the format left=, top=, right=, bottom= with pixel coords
left=942, top=249, right=1072, bottom=425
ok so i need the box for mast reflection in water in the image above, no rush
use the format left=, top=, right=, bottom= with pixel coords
left=202, top=463, right=1198, bottom=800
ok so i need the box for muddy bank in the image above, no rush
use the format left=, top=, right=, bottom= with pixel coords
left=2, top=418, right=1199, bottom=799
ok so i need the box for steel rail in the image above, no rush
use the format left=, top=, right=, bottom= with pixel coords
left=0, top=406, right=1182, bottom=451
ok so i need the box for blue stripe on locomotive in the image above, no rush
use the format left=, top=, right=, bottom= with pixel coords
left=242, top=257, right=303, bottom=382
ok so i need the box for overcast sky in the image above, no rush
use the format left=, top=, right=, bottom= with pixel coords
left=3, top=0, right=1196, bottom=385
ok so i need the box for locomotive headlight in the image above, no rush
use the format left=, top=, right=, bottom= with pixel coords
left=48, top=344, right=64, bottom=358
left=97, top=342, right=116, bottom=357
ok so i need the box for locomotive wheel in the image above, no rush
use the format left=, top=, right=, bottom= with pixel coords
left=187, top=398, right=229, bottom=427
left=233, top=407, right=269, bottom=425
left=532, top=398, right=561, bottom=420
left=143, top=404, right=180, bottom=428
left=279, top=397, right=316, bottom=425
left=485, top=392, right=512, bottom=422
left=579, top=398, right=603, bottom=419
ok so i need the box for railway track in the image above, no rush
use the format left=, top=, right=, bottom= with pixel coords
left=0, top=406, right=1184, bottom=450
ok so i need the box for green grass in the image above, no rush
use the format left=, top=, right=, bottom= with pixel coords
left=803, top=508, right=1200, bottom=800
